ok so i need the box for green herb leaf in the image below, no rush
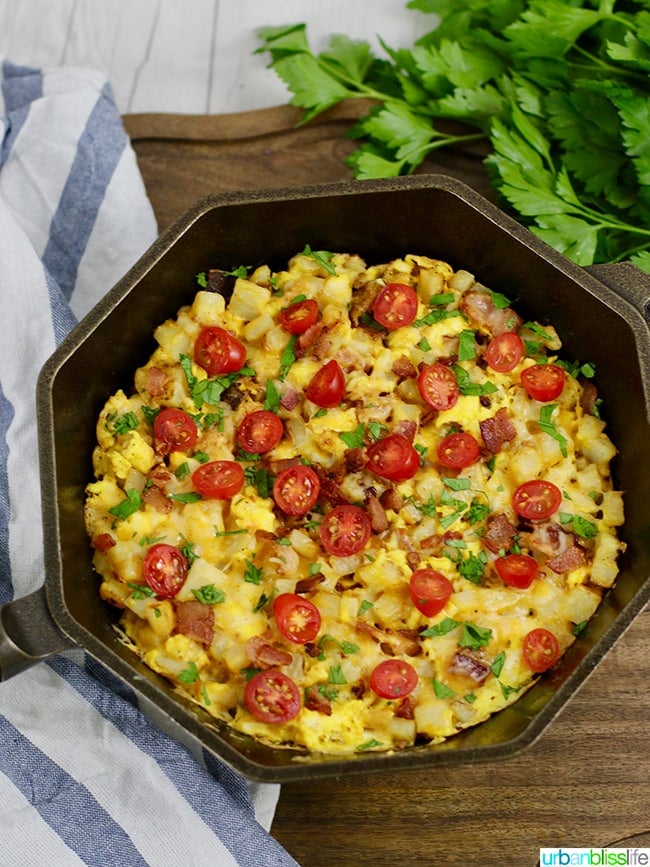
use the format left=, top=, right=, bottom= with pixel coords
left=192, top=584, right=226, bottom=605
left=109, top=489, right=142, bottom=520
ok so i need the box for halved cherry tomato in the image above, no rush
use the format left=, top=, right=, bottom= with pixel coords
left=521, top=363, right=565, bottom=402
left=372, top=282, right=419, bottom=330
left=237, top=410, right=284, bottom=454
left=143, top=543, right=188, bottom=598
left=279, top=299, right=319, bottom=334
left=366, top=434, right=420, bottom=482
left=244, top=670, right=301, bottom=723
left=437, top=431, right=480, bottom=469
left=153, top=408, right=198, bottom=455
left=192, top=460, right=244, bottom=499
left=409, top=569, right=453, bottom=617
left=194, top=326, right=246, bottom=376
left=495, top=553, right=539, bottom=589
left=522, top=627, right=560, bottom=673
left=486, top=332, right=524, bottom=373
left=319, top=505, right=371, bottom=557
left=273, top=465, right=321, bottom=516
left=418, top=363, right=459, bottom=411
left=304, top=359, right=345, bottom=408
left=513, top=479, right=562, bottom=521
left=370, top=659, right=418, bottom=699
left=273, top=593, right=321, bottom=644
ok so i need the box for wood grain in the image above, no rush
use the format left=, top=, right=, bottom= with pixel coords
left=123, top=105, right=650, bottom=867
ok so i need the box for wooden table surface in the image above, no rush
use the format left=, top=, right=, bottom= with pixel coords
left=123, top=106, right=650, bottom=867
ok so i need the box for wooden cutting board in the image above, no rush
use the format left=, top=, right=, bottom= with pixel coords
left=123, top=105, right=650, bottom=867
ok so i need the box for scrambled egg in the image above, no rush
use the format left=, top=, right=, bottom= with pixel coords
left=85, top=250, right=624, bottom=755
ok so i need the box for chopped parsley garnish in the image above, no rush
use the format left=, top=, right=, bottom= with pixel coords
left=301, top=244, right=336, bottom=275
left=328, top=664, right=347, bottom=685
left=433, top=679, right=456, bottom=699
left=180, top=354, right=254, bottom=409
left=109, top=411, right=139, bottom=435
left=339, top=424, right=366, bottom=449
left=127, top=582, right=154, bottom=599
left=538, top=404, right=568, bottom=457
left=452, top=364, right=498, bottom=397
left=244, top=560, right=264, bottom=585
left=109, top=488, right=142, bottom=520
left=178, top=662, right=199, bottom=685
left=278, top=335, right=297, bottom=380
left=192, top=584, right=226, bottom=605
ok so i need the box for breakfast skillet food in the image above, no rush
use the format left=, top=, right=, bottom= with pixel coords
left=84, top=249, right=624, bottom=755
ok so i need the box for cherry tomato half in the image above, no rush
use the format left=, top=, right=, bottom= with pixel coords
left=319, top=505, right=372, bottom=557
left=194, top=326, right=246, bottom=376
left=372, top=282, right=419, bottom=330
left=143, top=543, right=189, bottom=598
left=273, top=593, right=321, bottom=644
left=418, top=363, right=459, bottom=411
left=237, top=410, right=284, bottom=454
left=486, top=332, right=524, bottom=373
left=153, top=408, right=198, bottom=456
left=521, top=363, right=565, bottom=402
left=370, top=659, right=418, bottom=699
left=513, top=479, right=562, bottom=522
left=409, top=569, right=454, bottom=617
left=437, top=431, right=480, bottom=469
left=244, top=670, right=301, bottom=723
left=522, top=628, right=560, bottom=673
left=279, top=299, right=319, bottom=334
left=192, top=460, right=244, bottom=499
left=304, top=359, right=345, bottom=408
left=366, top=434, right=420, bottom=482
left=273, top=465, right=321, bottom=516
left=495, top=553, right=539, bottom=589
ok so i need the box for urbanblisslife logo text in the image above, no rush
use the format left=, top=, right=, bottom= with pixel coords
left=540, top=849, right=649, bottom=866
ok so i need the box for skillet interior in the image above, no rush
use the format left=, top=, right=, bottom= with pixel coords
left=38, top=175, right=650, bottom=781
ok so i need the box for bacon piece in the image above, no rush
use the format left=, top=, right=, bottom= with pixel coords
left=245, top=636, right=292, bottom=668
left=296, top=322, right=330, bottom=359
left=393, top=420, right=416, bottom=443
left=266, top=456, right=302, bottom=475
left=316, top=471, right=349, bottom=507
left=406, top=551, right=421, bottom=570
left=295, top=573, right=325, bottom=594
left=141, top=467, right=172, bottom=514
left=366, top=494, right=389, bottom=533
left=175, top=600, right=215, bottom=646
left=449, top=649, right=490, bottom=684
left=304, top=685, right=332, bottom=716
left=144, top=366, right=169, bottom=398
left=580, top=381, right=599, bottom=416
left=461, top=290, right=523, bottom=336
left=392, top=356, right=417, bottom=380
left=479, top=407, right=516, bottom=454
left=547, top=545, right=585, bottom=574
left=355, top=622, right=422, bottom=657
left=280, top=387, right=299, bottom=411
left=380, top=487, right=403, bottom=512
left=483, top=513, right=517, bottom=553
left=395, top=695, right=416, bottom=720
left=92, top=532, right=115, bottom=552
left=344, top=447, right=366, bottom=473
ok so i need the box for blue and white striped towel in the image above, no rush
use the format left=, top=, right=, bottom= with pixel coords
left=0, top=60, right=298, bottom=867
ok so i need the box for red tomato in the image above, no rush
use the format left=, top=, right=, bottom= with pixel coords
left=370, top=659, right=418, bottom=699
left=304, top=359, right=345, bottom=408
left=244, top=670, right=301, bottom=723
left=522, top=628, right=560, bottom=673
left=279, top=299, right=319, bottom=334
left=486, top=332, right=524, bottom=373
left=437, top=431, right=480, bottom=469
left=143, top=544, right=188, bottom=598
left=194, top=326, right=246, bottom=376
left=366, top=434, right=420, bottom=482
left=409, top=569, right=454, bottom=617
left=418, top=363, right=459, bottom=411
left=273, top=465, right=321, bottom=516
left=372, top=282, right=419, bottom=330
left=273, top=593, right=321, bottom=644
left=153, top=408, right=198, bottom=455
left=319, top=505, right=371, bottom=557
left=521, top=363, right=565, bottom=402
left=236, top=410, right=284, bottom=454
left=495, top=553, right=539, bottom=589
left=513, top=479, right=562, bottom=521
left=192, top=460, right=244, bottom=499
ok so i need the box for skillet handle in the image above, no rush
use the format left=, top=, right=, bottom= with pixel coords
left=0, top=586, right=73, bottom=681
left=587, top=263, right=650, bottom=325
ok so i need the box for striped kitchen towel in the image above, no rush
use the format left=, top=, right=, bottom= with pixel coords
left=0, top=60, right=298, bottom=867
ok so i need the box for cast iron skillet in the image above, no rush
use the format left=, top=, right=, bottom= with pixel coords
left=1, top=175, right=649, bottom=782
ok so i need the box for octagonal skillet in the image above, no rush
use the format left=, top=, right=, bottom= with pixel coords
left=2, top=175, right=650, bottom=782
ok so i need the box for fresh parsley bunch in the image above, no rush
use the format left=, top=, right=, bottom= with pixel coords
left=256, top=0, right=650, bottom=272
